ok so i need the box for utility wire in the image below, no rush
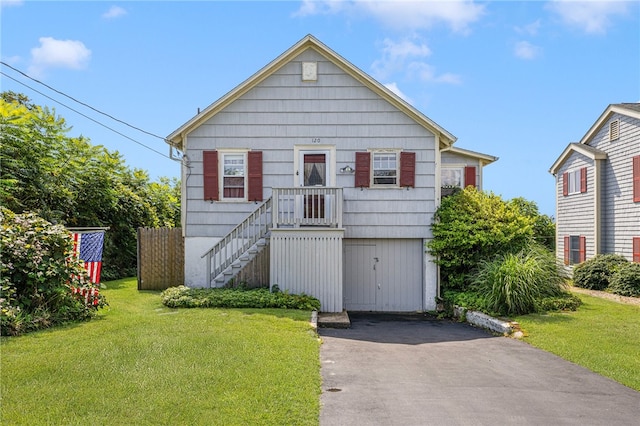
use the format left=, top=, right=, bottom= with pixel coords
left=0, top=61, right=168, bottom=141
left=0, top=71, right=171, bottom=159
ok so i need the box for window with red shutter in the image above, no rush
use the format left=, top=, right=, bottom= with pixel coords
left=633, top=156, right=640, bottom=203
left=247, top=151, right=263, bottom=202
left=355, top=152, right=371, bottom=188
left=562, top=172, right=569, bottom=196
left=564, top=236, right=570, bottom=265
left=464, top=166, right=477, bottom=188
left=400, top=152, right=416, bottom=187
left=566, top=235, right=586, bottom=265
left=579, top=236, right=586, bottom=263
left=203, top=150, right=219, bottom=201
left=633, top=237, right=640, bottom=263
left=580, top=167, right=587, bottom=193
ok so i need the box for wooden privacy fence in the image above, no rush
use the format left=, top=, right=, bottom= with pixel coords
left=137, top=227, right=184, bottom=290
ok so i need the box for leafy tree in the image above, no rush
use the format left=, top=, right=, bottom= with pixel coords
left=510, top=197, right=555, bottom=250
left=1, top=92, right=180, bottom=280
left=427, top=187, right=534, bottom=290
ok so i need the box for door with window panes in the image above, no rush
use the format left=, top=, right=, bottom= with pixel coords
left=299, top=151, right=328, bottom=220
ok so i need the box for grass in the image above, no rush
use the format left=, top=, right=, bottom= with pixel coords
left=514, top=293, right=640, bottom=391
left=1, top=278, right=321, bottom=425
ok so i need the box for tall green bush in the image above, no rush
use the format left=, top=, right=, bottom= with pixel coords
left=473, top=245, right=570, bottom=315
left=428, top=187, right=534, bottom=289
left=1, top=92, right=181, bottom=280
left=1, top=208, right=107, bottom=335
left=573, top=254, right=629, bottom=290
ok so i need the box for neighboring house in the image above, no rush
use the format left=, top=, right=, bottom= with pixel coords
left=550, top=103, right=640, bottom=267
left=166, top=35, right=497, bottom=312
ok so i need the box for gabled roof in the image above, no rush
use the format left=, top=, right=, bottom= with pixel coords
left=443, top=146, right=498, bottom=166
left=549, top=143, right=608, bottom=175
left=579, top=103, right=640, bottom=146
left=166, top=34, right=457, bottom=150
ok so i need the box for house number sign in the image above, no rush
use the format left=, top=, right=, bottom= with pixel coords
left=311, top=138, right=321, bottom=143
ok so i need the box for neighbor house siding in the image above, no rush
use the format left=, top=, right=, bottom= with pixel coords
left=184, top=49, right=437, bottom=240
left=588, top=112, right=640, bottom=260
left=440, top=151, right=483, bottom=190
left=555, top=151, right=596, bottom=263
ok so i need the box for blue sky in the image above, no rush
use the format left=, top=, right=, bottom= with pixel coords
left=2, top=1, right=638, bottom=216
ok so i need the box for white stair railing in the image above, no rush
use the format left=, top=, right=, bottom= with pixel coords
left=201, top=198, right=272, bottom=287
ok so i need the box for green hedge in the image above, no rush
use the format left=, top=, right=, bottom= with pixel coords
left=573, top=254, right=629, bottom=290
left=608, top=263, right=640, bottom=297
left=161, top=286, right=321, bottom=311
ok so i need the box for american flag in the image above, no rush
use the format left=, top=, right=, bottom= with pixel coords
left=71, top=231, right=105, bottom=284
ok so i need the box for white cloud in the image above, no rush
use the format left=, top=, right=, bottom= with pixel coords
left=102, top=5, right=127, bottom=19
left=514, top=19, right=541, bottom=36
left=372, top=37, right=431, bottom=80
left=514, top=41, right=542, bottom=60
left=546, top=0, right=630, bottom=34
left=295, top=0, right=485, bottom=33
left=384, top=82, right=413, bottom=104
left=0, top=0, right=24, bottom=8
left=372, top=37, right=460, bottom=84
left=28, top=37, right=91, bottom=77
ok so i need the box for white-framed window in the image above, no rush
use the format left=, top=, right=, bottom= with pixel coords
left=566, top=169, right=581, bottom=195
left=441, top=167, right=463, bottom=188
left=221, top=152, right=246, bottom=200
left=372, top=151, right=398, bottom=186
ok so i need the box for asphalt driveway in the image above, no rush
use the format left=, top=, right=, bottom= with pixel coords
left=319, top=313, right=640, bottom=426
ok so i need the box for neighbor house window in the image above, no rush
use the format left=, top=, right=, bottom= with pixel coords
left=442, top=167, right=463, bottom=188
left=633, top=156, right=640, bottom=203
left=633, top=237, right=640, bottom=263
left=372, top=152, right=398, bottom=186
left=562, top=167, right=587, bottom=196
left=564, top=235, right=586, bottom=265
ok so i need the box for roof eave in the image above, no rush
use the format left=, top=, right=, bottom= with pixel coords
left=549, top=143, right=608, bottom=174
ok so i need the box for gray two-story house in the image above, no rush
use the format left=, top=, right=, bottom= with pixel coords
left=550, top=103, right=640, bottom=267
left=166, top=35, right=497, bottom=312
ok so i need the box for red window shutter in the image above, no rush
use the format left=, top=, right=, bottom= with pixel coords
left=355, top=152, right=370, bottom=188
left=562, top=172, right=569, bottom=196
left=633, top=237, right=640, bottom=263
left=247, top=151, right=263, bottom=202
left=203, top=150, right=219, bottom=201
left=579, top=236, right=586, bottom=263
left=563, top=236, right=570, bottom=265
left=633, top=156, right=640, bottom=203
left=400, top=152, right=416, bottom=187
left=465, top=166, right=477, bottom=188
left=580, top=167, right=587, bottom=193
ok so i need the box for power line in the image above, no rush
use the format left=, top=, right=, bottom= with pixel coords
left=0, top=61, right=167, bottom=141
left=0, top=71, right=171, bottom=160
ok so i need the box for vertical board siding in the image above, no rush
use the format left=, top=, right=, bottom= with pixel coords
left=270, top=229, right=344, bottom=313
left=185, top=49, right=437, bottom=239
left=137, top=228, right=184, bottom=290
left=344, top=239, right=423, bottom=312
left=587, top=113, right=640, bottom=260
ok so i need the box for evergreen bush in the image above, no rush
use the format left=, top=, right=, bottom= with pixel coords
left=573, top=254, right=629, bottom=290
left=608, top=263, right=640, bottom=297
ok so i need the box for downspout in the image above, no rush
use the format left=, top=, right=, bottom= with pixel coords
left=433, top=133, right=442, bottom=306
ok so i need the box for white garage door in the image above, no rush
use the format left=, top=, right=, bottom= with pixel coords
left=344, top=239, right=423, bottom=312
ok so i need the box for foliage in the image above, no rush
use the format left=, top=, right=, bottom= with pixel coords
left=428, top=187, right=535, bottom=289
left=510, top=197, right=556, bottom=251
left=0, top=208, right=107, bottom=335
left=0, top=92, right=180, bottom=280
left=473, top=245, right=570, bottom=315
left=534, top=294, right=583, bottom=312
left=514, top=294, right=640, bottom=391
left=161, top=286, right=321, bottom=311
left=608, top=263, right=640, bottom=297
left=1, top=278, right=321, bottom=424
left=572, top=254, right=629, bottom=290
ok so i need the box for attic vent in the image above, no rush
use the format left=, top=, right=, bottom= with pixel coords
left=609, top=119, right=620, bottom=141
left=302, top=62, right=317, bottom=82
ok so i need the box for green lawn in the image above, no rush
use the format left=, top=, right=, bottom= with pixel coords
left=514, top=294, right=640, bottom=391
left=1, top=278, right=321, bottom=425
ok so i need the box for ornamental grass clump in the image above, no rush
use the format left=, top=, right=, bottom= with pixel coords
left=474, top=245, right=571, bottom=315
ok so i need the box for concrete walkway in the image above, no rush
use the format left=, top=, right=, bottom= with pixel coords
left=319, top=313, right=640, bottom=426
